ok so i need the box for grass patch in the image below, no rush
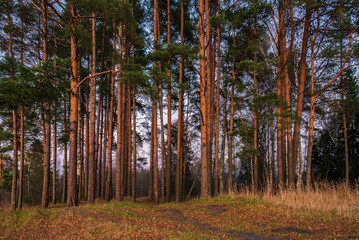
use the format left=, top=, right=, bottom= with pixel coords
left=1, top=192, right=358, bottom=239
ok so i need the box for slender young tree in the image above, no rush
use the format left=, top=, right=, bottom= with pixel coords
left=18, top=0, right=25, bottom=209
left=105, top=21, right=117, bottom=202
left=214, top=0, right=221, bottom=196
left=8, top=0, right=17, bottom=211
left=132, top=92, right=136, bottom=202
left=62, top=98, right=68, bottom=203
left=160, top=80, right=166, bottom=203
left=166, top=0, right=172, bottom=203
left=116, top=22, right=123, bottom=202
left=41, top=0, right=51, bottom=209
left=176, top=0, right=184, bottom=203
left=52, top=102, right=57, bottom=204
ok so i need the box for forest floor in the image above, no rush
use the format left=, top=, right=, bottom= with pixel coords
left=0, top=195, right=358, bottom=239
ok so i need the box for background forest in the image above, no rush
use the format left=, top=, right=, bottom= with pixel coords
left=0, top=0, right=359, bottom=210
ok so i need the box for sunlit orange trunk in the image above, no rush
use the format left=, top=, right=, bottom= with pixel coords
left=68, top=5, right=79, bottom=207
left=199, top=0, right=208, bottom=199
left=205, top=0, right=213, bottom=197
left=176, top=0, right=184, bottom=202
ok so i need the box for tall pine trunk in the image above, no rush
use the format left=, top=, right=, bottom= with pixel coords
left=105, top=21, right=117, bottom=202
left=199, top=0, right=208, bottom=199
left=166, top=0, right=172, bottom=203
left=214, top=0, right=221, bottom=195
left=205, top=0, right=213, bottom=197
left=41, top=0, right=51, bottom=209
left=292, top=7, right=311, bottom=187
left=67, top=5, right=79, bottom=206
left=116, top=23, right=123, bottom=202
left=18, top=4, right=25, bottom=209
left=88, top=12, right=97, bottom=203
left=8, top=0, right=18, bottom=211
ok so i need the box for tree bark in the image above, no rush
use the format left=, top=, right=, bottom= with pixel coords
left=166, top=0, right=173, bottom=203
left=132, top=92, right=136, bottom=202
left=18, top=4, right=25, bottom=209
left=152, top=0, right=159, bottom=204
left=96, top=15, right=106, bottom=199
left=228, top=82, right=234, bottom=194
left=62, top=98, right=68, bottom=203
left=219, top=82, right=227, bottom=195
left=77, top=89, right=84, bottom=200
left=306, top=49, right=316, bottom=187
left=149, top=104, right=154, bottom=201
left=199, top=0, right=208, bottom=198
left=214, top=0, right=221, bottom=196
left=18, top=106, right=24, bottom=209
left=41, top=0, right=50, bottom=209
left=52, top=104, right=57, bottom=204
left=116, top=23, right=123, bottom=202
left=292, top=7, right=311, bottom=187
left=67, top=5, right=79, bottom=207
left=152, top=96, right=159, bottom=204
left=182, top=93, right=190, bottom=199
left=105, top=21, right=117, bottom=202
left=205, top=0, right=213, bottom=197
left=127, top=86, right=132, bottom=197
left=88, top=12, right=97, bottom=204
left=8, top=0, right=18, bottom=212
left=160, top=81, right=166, bottom=203
left=253, top=19, right=258, bottom=192
left=84, top=81, right=89, bottom=201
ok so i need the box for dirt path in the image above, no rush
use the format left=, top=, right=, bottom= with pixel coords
left=1, top=196, right=358, bottom=239
left=157, top=206, right=281, bottom=239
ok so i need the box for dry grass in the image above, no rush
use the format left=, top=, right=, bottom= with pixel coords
left=1, top=192, right=358, bottom=239
left=238, top=182, right=359, bottom=218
